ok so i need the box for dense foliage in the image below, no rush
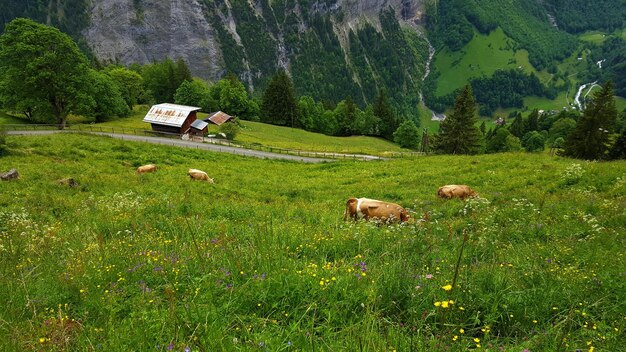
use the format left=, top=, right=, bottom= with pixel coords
left=0, top=19, right=96, bottom=128
left=563, top=81, right=618, bottom=160
left=426, top=69, right=551, bottom=115
left=140, top=59, right=192, bottom=104
left=426, top=0, right=578, bottom=70
left=393, top=119, right=420, bottom=149
left=543, top=0, right=625, bottom=34
left=585, top=38, right=626, bottom=98
left=207, top=1, right=429, bottom=124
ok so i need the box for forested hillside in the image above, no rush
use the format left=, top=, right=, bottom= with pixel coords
left=1, top=0, right=624, bottom=119
left=425, top=0, right=626, bottom=113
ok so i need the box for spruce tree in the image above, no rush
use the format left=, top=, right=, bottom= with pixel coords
left=524, top=109, right=539, bottom=134
left=509, top=112, right=524, bottom=138
left=261, top=70, right=297, bottom=127
left=373, top=89, right=399, bottom=140
left=437, top=85, right=483, bottom=154
left=563, top=81, right=618, bottom=160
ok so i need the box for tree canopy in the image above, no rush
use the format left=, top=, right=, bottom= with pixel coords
left=0, top=18, right=95, bottom=128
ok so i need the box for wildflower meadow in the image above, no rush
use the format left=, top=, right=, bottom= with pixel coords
left=0, top=133, right=624, bottom=351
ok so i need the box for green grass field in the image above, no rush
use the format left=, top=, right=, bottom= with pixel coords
left=0, top=111, right=29, bottom=125
left=434, top=28, right=538, bottom=96
left=579, top=31, right=609, bottom=44
left=236, top=121, right=407, bottom=155
left=93, top=106, right=409, bottom=155
left=0, top=133, right=624, bottom=351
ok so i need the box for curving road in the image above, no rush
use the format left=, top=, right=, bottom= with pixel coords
left=7, top=130, right=383, bottom=163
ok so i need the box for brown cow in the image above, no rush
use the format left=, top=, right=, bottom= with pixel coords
left=343, top=197, right=410, bottom=223
left=137, top=164, right=157, bottom=174
left=188, top=168, right=214, bottom=183
left=437, top=185, right=477, bottom=200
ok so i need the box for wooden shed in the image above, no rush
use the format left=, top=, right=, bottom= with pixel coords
left=143, top=103, right=201, bottom=135
left=187, top=119, right=209, bottom=136
left=204, top=111, right=234, bottom=126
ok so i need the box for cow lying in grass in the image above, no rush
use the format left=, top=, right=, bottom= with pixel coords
left=343, top=197, right=410, bottom=223
left=188, top=169, right=214, bottom=183
left=137, top=164, right=157, bottom=174
left=437, top=185, right=477, bottom=200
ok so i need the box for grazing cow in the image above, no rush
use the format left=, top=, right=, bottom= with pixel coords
left=343, top=197, right=410, bottom=223
left=437, top=185, right=477, bottom=200
left=137, top=164, right=157, bottom=174
left=188, top=168, right=214, bottom=183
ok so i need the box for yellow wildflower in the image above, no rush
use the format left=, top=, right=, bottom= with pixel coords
left=442, top=284, right=452, bottom=291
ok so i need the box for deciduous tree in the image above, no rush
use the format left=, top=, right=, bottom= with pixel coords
left=393, top=119, right=420, bottom=149
left=0, top=18, right=94, bottom=128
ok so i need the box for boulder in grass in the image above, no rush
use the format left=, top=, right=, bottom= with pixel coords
left=58, top=178, right=78, bottom=188
left=0, top=168, right=19, bottom=181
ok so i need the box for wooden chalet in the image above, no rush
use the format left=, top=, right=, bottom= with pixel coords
left=204, top=111, right=234, bottom=126
left=143, top=103, right=201, bottom=135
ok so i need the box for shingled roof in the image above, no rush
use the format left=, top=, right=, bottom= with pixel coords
left=204, top=111, right=233, bottom=126
left=143, top=103, right=201, bottom=127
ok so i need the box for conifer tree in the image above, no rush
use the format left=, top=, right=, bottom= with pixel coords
left=373, top=89, right=399, bottom=140
left=524, top=109, right=539, bottom=133
left=563, top=81, right=618, bottom=160
left=261, top=70, right=297, bottom=127
left=437, top=85, right=483, bottom=154
left=509, top=112, right=524, bottom=138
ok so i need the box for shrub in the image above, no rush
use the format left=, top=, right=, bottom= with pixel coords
left=219, top=120, right=240, bottom=140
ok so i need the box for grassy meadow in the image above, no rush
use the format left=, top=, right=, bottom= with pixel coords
left=0, top=133, right=625, bottom=351
left=93, top=107, right=409, bottom=156
left=434, top=28, right=538, bottom=97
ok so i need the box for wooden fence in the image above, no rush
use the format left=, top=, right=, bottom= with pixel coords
left=2, top=124, right=425, bottom=160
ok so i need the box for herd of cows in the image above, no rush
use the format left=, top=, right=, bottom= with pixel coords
left=136, top=164, right=477, bottom=224
left=136, top=163, right=214, bottom=183
left=344, top=184, right=478, bottom=224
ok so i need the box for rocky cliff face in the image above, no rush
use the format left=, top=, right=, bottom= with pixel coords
left=85, top=0, right=224, bottom=80
left=82, top=0, right=426, bottom=82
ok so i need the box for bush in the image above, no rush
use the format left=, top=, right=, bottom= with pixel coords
left=219, top=120, right=240, bottom=140
left=393, top=119, right=420, bottom=149
left=522, top=131, right=546, bottom=152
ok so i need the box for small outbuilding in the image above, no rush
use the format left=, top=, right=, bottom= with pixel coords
left=143, top=103, right=201, bottom=135
left=187, top=119, right=209, bottom=136
left=204, top=111, right=234, bottom=126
